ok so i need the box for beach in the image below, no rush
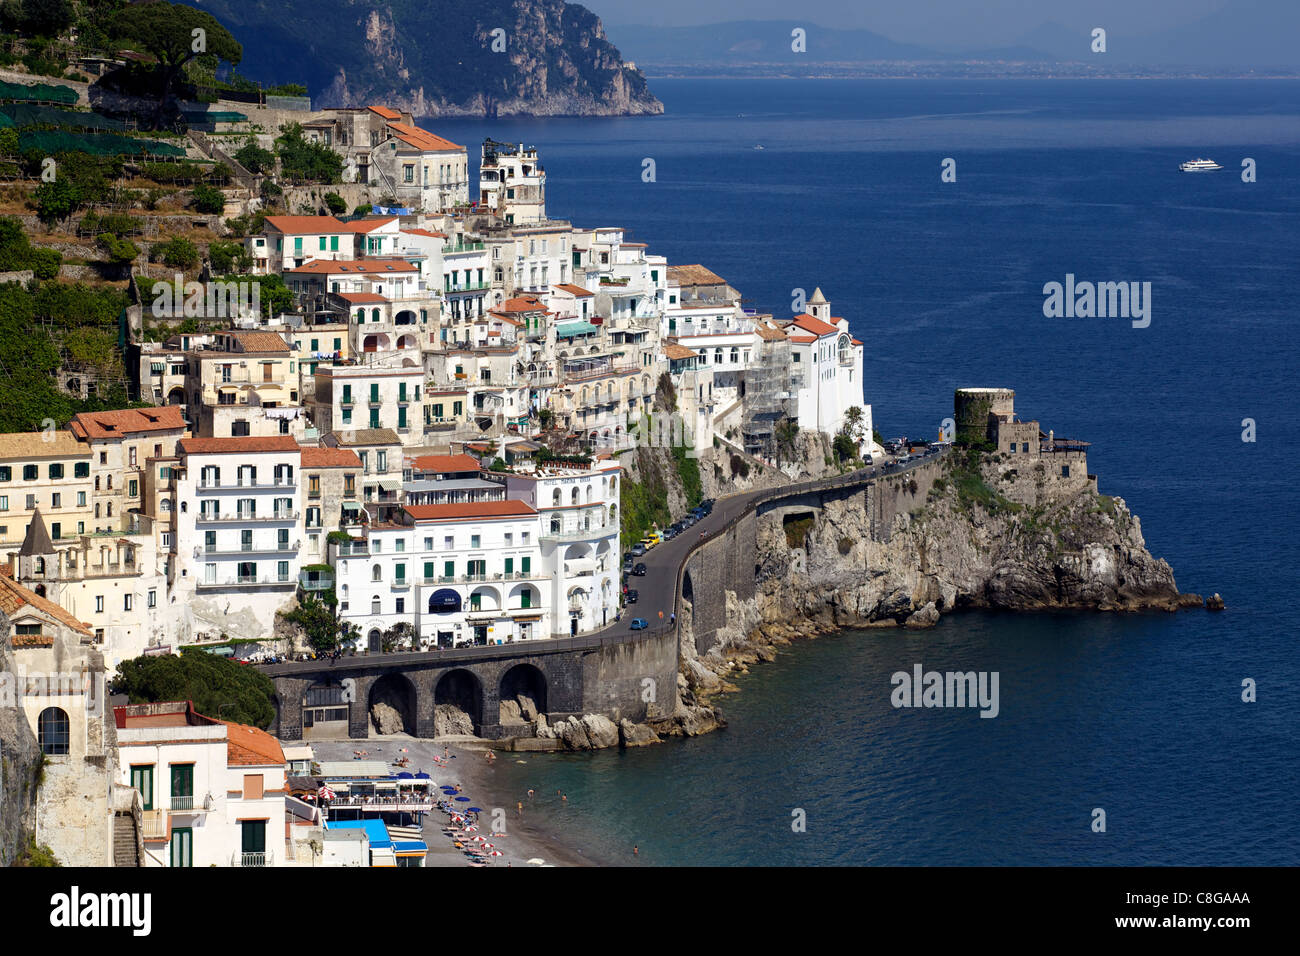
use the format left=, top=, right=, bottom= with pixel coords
left=309, top=737, right=606, bottom=868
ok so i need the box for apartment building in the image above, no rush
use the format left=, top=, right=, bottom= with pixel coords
left=0, top=431, right=93, bottom=550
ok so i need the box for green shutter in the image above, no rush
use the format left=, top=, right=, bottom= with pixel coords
left=504, top=557, right=513, bottom=574
left=444, top=561, right=454, bottom=578
left=521, top=556, right=530, bottom=573
left=424, top=561, right=434, bottom=580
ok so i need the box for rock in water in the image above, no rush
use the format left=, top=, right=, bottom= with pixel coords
left=618, top=718, right=661, bottom=748
left=905, top=601, right=941, bottom=629
left=434, top=704, right=475, bottom=737
left=1206, top=593, right=1226, bottom=611
left=580, top=714, right=620, bottom=749
left=370, top=701, right=404, bottom=735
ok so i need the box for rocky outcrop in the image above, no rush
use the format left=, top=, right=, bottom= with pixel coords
left=370, top=702, right=404, bottom=735
left=546, top=713, right=661, bottom=749
left=678, top=449, right=1212, bottom=720
left=0, top=614, right=40, bottom=867
left=433, top=704, right=475, bottom=737
left=618, top=718, right=660, bottom=748
left=196, top=0, right=663, bottom=117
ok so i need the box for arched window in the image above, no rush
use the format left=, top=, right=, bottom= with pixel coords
left=552, top=488, right=561, bottom=506
left=371, top=597, right=381, bottom=615
left=34, top=557, right=45, bottom=574
left=355, top=309, right=364, bottom=323
left=550, top=516, right=561, bottom=534
left=585, top=485, right=593, bottom=503
left=570, top=488, right=579, bottom=505
left=372, top=564, right=382, bottom=582
left=38, top=707, right=69, bottom=755
left=161, top=499, right=172, bottom=513
left=371, top=308, right=381, bottom=323
left=610, top=476, right=617, bottom=494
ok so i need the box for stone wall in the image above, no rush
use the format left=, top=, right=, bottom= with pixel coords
left=0, top=618, right=39, bottom=867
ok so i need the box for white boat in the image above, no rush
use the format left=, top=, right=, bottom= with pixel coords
left=1179, top=158, right=1222, bottom=172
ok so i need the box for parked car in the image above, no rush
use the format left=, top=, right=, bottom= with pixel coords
left=631, top=543, right=646, bottom=557
left=632, top=562, right=647, bottom=576
left=630, top=618, right=649, bottom=630
left=623, top=556, right=634, bottom=572
left=626, top=589, right=639, bottom=604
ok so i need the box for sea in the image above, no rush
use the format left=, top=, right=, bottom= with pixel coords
left=423, top=78, right=1300, bottom=866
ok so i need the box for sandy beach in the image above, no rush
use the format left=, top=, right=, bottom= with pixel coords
left=310, top=737, right=603, bottom=867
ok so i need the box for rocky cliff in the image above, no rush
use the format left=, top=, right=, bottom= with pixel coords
left=194, top=0, right=663, bottom=117
left=680, top=447, right=1211, bottom=706
left=0, top=613, right=40, bottom=867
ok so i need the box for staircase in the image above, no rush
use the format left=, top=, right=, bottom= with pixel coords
left=112, top=812, right=141, bottom=867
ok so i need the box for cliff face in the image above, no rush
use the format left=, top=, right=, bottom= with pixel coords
left=0, top=614, right=40, bottom=867
left=194, top=0, right=663, bottom=117
left=680, top=449, right=1203, bottom=705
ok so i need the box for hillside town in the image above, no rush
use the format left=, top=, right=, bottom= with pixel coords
left=0, top=106, right=873, bottom=867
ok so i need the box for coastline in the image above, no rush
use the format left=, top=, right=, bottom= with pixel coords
left=310, top=738, right=606, bottom=867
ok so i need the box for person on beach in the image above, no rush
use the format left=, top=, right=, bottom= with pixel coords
left=527, top=789, right=534, bottom=800
left=633, top=845, right=638, bottom=856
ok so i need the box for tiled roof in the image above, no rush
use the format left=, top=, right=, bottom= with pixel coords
left=791, top=313, right=840, bottom=337
left=223, top=721, right=286, bottom=767
left=385, top=121, right=462, bottom=152
left=286, top=259, right=417, bottom=275
left=334, top=292, right=389, bottom=304
left=402, top=228, right=446, bottom=239
left=300, top=447, right=362, bottom=468
left=264, top=215, right=351, bottom=235
left=347, top=217, right=399, bottom=233
left=552, top=284, right=594, bottom=297
left=754, top=323, right=787, bottom=342
left=405, top=500, right=536, bottom=521
left=0, top=573, right=93, bottom=639
left=664, top=343, right=699, bottom=360
left=496, top=295, right=547, bottom=313
left=788, top=334, right=817, bottom=343
left=368, top=105, right=402, bottom=120
left=667, top=264, right=727, bottom=287
left=229, top=330, right=290, bottom=353
left=328, top=428, right=401, bottom=447
left=411, top=454, right=480, bottom=473
left=0, top=430, right=88, bottom=461
left=69, top=406, right=185, bottom=441
left=179, top=436, right=300, bottom=455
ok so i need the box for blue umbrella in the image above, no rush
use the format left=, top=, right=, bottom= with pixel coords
left=455, top=796, right=470, bottom=802
left=467, top=807, right=483, bottom=813
left=415, top=772, right=431, bottom=779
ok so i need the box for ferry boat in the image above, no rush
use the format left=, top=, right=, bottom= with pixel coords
left=1179, top=158, right=1223, bottom=172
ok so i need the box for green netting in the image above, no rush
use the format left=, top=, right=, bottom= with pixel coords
left=0, top=113, right=12, bottom=129
left=16, top=129, right=185, bottom=157
left=0, top=104, right=127, bottom=130
left=0, top=80, right=79, bottom=104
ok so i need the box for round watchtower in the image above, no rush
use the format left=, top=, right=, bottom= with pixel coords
left=954, top=388, right=1015, bottom=445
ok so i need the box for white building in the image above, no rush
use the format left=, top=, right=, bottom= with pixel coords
left=784, top=290, right=870, bottom=441
left=479, top=140, right=546, bottom=224
left=114, top=701, right=289, bottom=868
left=170, top=436, right=303, bottom=643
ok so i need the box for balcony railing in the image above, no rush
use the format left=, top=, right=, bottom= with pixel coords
left=197, top=576, right=295, bottom=589
left=171, top=795, right=194, bottom=811
left=238, top=852, right=269, bottom=867
left=198, top=479, right=296, bottom=490
left=196, top=511, right=299, bottom=523
left=142, top=809, right=167, bottom=840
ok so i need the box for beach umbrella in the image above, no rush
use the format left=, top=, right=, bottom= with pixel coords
left=317, top=786, right=336, bottom=800
left=455, top=796, right=470, bottom=802
left=488, top=850, right=503, bottom=857
left=467, top=807, right=482, bottom=813
left=464, top=825, right=478, bottom=832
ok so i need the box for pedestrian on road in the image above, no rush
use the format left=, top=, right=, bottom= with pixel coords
left=670, top=613, right=676, bottom=626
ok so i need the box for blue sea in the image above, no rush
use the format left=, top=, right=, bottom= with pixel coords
left=424, top=79, right=1300, bottom=865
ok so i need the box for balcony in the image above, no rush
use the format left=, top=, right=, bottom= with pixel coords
left=197, top=576, right=296, bottom=589
left=445, top=282, right=491, bottom=293
left=196, top=510, right=299, bottom=523
left=141, top=809, right=167, bottom=841
left=203, top=543, right=295, bottom=556
left=237, top=852, right=270, bottom=867
left=443, top=241, right=485, bottom=254
left=198, top=479, right=296, bottom=491
left=299, top=568, right=334, bottom=591
left=171, top=795, right=196, bottom=811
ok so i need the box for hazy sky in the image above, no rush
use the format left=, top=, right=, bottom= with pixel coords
left=596, top=0, right=1230, bottom=48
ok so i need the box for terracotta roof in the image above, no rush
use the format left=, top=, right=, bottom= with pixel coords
left=229, top=330, right=290, bottom=353
left=334, top=292, right=389, bottom=304
left=552, top=284, right=594, bottom=297
left=386, top=121, right=462, bottom=152
left=402, top=228, right=446, bottom=239
left=179, top=436, right=300, bottom=455
left=791, top=313, right=840, bottom=337
left=69, top=406, right=185, bottom=441
left=411, top=454, right=480, bottom=473
left=346, top=217, right=399, bottom=233
left=851, top=338, right=863, bottom=346
left=0, top=574, right=93, bottom=639
left=667, top=264, right=727, bottom=287
left=405, top=500, right=536, bottom=521
left=754, top=323, right=787, bottom=342
left=496, top=295, right=547, bottom=313
left=222, top=721, right=286, bottom=767
left=286, top=259, right=416, bottom=275
left=300, top=447, right=362, bottom=468
left=368, top=105, right=402, bottom=120
left=0, top=430, right=88, bottom=460
left=114, top=701, right=220, bottom=729
left=789, top=334, right=817, bottom=343
left=664, top=343, right=699, bottom=360
left=264, top=215, right=351, bottom=235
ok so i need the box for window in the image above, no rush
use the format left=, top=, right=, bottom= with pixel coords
left=170, top=827, right=192, bottom=868
left=23, top=465, right=37, bottom=481
left=77, top=491, right=85, bottom=506
left=124, top=593, right=133, bottom=611
left=148, top=589, right=156, bottom=609
left=0, top=496, right=6, bottom=511
left=243, top=774, right=265, bottom=800
left=521, top=556, right=530, bottom=574
left=95, top=595, right=104, bottom=613
left=51, top=492, right=61, bottom=509
left=38, top=708, right=69, bottom=755
left=0, top=466, right=9, bottom=481
left=471, top=534, right=481, bottom=549
left=170, top=764, right=194, bottom=808
left=128, top=479, right=138, bottom=498
left=48, top=463, right=64, bottom=479
left=278, top=561, right=289, bottom=582
left=130, top=765, right=154, bottom=810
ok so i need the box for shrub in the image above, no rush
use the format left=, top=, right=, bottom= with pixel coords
left=33, top=178, right=80, bottom=224
left=96, top=233, right=138, bottom=265
left=323, top=192, right=346, bottom=215
left=153, top=237, right=199, bottom=270
left=29, top=246, right=61, bottom=278
left=352, top=203, right=372, bottom=216
left=234, top=142, right=275, bottom=175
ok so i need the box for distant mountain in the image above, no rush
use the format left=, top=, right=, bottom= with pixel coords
left=191, top=0, right=662, bottom=116
left=1128, top=0, right=1300, bottom=68
left=606, top=19, right=940, bottom=66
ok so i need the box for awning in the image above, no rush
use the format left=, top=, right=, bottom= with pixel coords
left=510, top=612, right=543, bottom=621
left=378, top=479, right=401, bottom=491
left=556, top=321, right=597, bottom=339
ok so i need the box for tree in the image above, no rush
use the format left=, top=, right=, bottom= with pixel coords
left=323, top=192, right=346, bottom=215
left=274, top=123, right=342, bottom=184
left=113, top=651, right=276, bottom=730
left=843, top=405, right=864, bottom=443
left=775, top=418, right=800, bottom=464
left=18, top=0, right=73, bottom=37
left=97, top=232, right=139, bottom=274
left=191, top=183, right=225, bottom=214
left=107, top=2, right=242, bottom=128
left=233, top=141, right=274, bottom=175
left=32, top=177, right=80, bottom=225
left=832, top=432, right=856, bottom=464
left=152, top=236, right=198, bottom=269
left=281, top=591, right=355, bottom=655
